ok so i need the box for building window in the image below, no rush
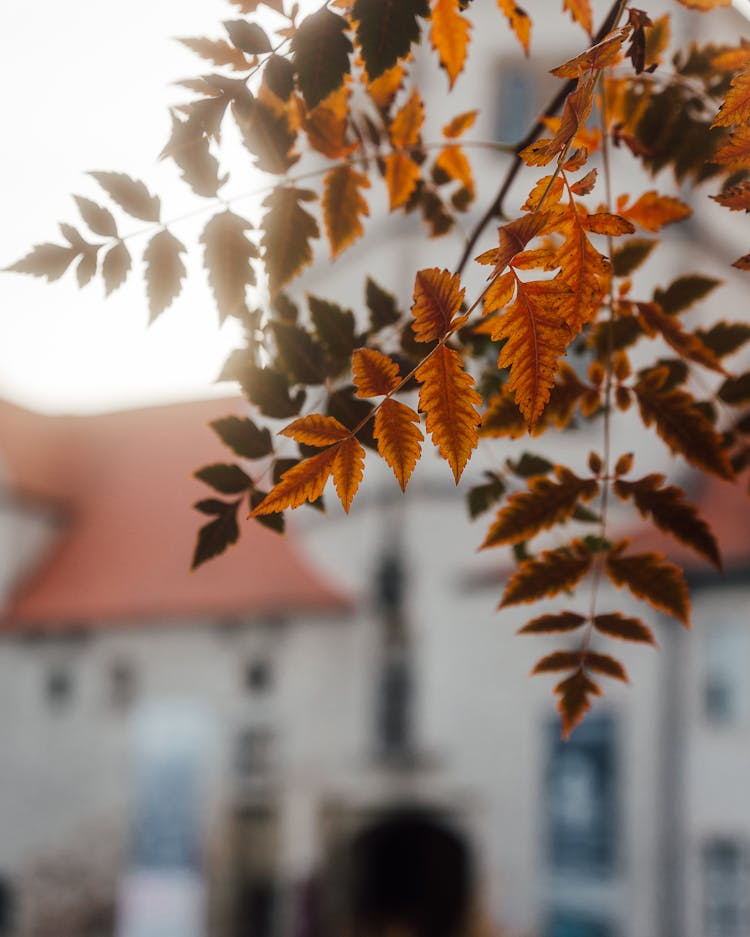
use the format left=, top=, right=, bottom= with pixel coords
left=109, top=659, right=136, bottom=709
left=496, top=61, right=537, bottom=143
left=545, top=714, right=617, bottom=877
left=244, top=658, right=272, bottom=694
left=45, top=664, right=73, bottom=709
left=704, top=630, right=748, bottom=725
left=235, top=728, right=275, bottom=777
left=704, top=838, right=750, bottom=937
left=546, top=909, right=615, bottom=937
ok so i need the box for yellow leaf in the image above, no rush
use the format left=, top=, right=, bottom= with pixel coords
left=352, top=348, right=401, bottom=397
left=411, top=267, right=466, bottom=342
left=583, top=212, right=636, bottom=236
left=374, top=398, right=424, bottom=490
left=416, top=345, right=481, bottom=482
left=435, top=145, right=474, bottom=193
left=389, top=88, right=424, bottom=148
left=430, top=0, right=472, bottom=88
left=484, top=271, right=515, bottom=313
left=383, top=151, right=421, bottom=209
left=497, top=0, right=531, bottom=54
left=367, top=63, right=404, bottom=109
left=299, top=86, right=358, bottom=159
left=520, top=75, right=595, bottom=167
left=621, top=191, right=692, bottom=231
left=562, top=0, right=593, bottom=35
left=712, top=125, right=750, bottom=170
left=251, top=446, right=339, bottom=514
left=442, top=109, right=478, bottom=138
left=280, top=413, right=350, bottom=446
left=322, top=164, right=370, bottom=258
left=333, top=437, right=365, bottom=512
left=475, top=212, right=551, bottom=274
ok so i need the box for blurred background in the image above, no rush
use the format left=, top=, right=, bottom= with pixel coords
left=1, top=2, right=750, bottom=936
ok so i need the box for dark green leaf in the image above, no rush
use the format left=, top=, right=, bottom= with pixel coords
left=238, top=365, right=306, bottom=418
left=261, top=186, right=319, bottom=295
left=192, top=498, right=240, bottom=568
left=264, top=54, right=295, bottom=101
left=249, top=488, right=285, bottom=532
left=328, top=386, right=377, bottom=450
left=269, top=320, right=328, bottom=385
left=353, top=0, right=429, bottom=80
left=210, top=415, right=273, bottom=459
left=718, top=371, right=750, bottom=405
left=308, top=295, right=355, bottom=374
left=612, top=238, right=656, bottom=277
left=195, top=462, right=252, bottom=494
left=366, top=277, right=401, bottom=330
left=272, top=458, right=325, bottom=511
left=696, top=321, right=750, bottom=359
left=232, top=90, right=298, bottom=174
left=467, top=472, right=506, bottom=519
left=88, top=171, right=161, bottom=222
left=506, top=453, right=554, bottom=478
left=292, top=8, right=352, bottom=109
left=654, top=275, right=721, bottom=316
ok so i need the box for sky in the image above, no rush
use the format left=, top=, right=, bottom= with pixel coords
left=0, top=1, right=254, bottom=414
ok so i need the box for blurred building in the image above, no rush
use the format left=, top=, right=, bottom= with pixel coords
left=0, top=395, right=749, bottom=937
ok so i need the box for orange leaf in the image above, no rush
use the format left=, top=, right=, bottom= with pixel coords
left=713, top=65, right=750, bottom=127
left=483, top=271, right=515, bottom=314
left=733, top=252, right=750, bottom=270
left=383, top=151, right=421, bottom=209
left=251, top=446, right=338, bottom=514
left=389, top=88, right=424, bottom=148
left=299, top=86, right=358, bottom=159
left=481, top=467, right=598, bottom=548
left=500, top=542, right=592, bottom=607
left=712, top=125, right=750, bottom=171
left=442, top=109, right=478, bottom=138
left=562, top=0, right=593, bottom=35
left=280, top=413, right=350, bottom=446
left=416, top=345, right=481, bottom=482
left=411, top=267, right=465, bottom=341
left=520, top=75, right=595, bottom=166
left=555, top=670, right=601, bottom=739
left=593, top=613, right=656, bottom=645
left=583, top=212, right=635, bottom=236
left=479, top=389, right=528, bottom=439
left=636, top=301, right=725, bottom=374
left=518, top=611, right=587, bottom=634
left=614, top=474, right=722, bottom=569
left=367, top=63, right=404, bottom=109
left=552, top=199, right=611, bottom=332
left=332, top=437, right=365, bottom=513
left=497, top=0, right=531, bottom=54
left=675, top=0, right=730, bottom=7
left=551, top=27, right=629, bottom=78
left=435, top=146, right=474, bottom=193
left=475, top=212, right=551, bottom=274
left=492, top=275, right=574, bottom=426
left=711, top=180, right=750, bottom=211
left=621, top=191, right=692, bottom=232
left=521, top=176, right=565, bottom=211
left=605, top=544, right=690, bottom=625
left=570, top=168, right=598, bottom=195
left=430, top=0, right=471, bottom=88
left=634, top=371, right=734, bottom=479
left=374, top=398, right=424, bottom=491
left=322, top=164, right=370, bottom=258
left=352, top=348, right=401, bottom=397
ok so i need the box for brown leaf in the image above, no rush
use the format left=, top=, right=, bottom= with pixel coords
left=500, top=542, right=592, bottom=607
left=583, top=212, right=635, bottom=236
left=442, top=109, right=478, bottom=138
left=89, top=172, right=161, bottom=223
left=532, top=651, right=582, bottom=673
left=374, top=398, right=424, bottom=491
left=261, top=186, right=319, bottom=295
left=518, top=611, right=587, bottom=634
left=352, top=348, right=401, bottom=397
left=251, top=446, right=339, bottom=514
left=102, top=241, right=131, bottom=296
left=636, top=301, right=725, bottom=374
left=620, top=191, right=692, bottom=231
left=411, top=267, right=465, bottom=342
left=383, top=151, right=421, bottom=210
left=200, top=211, right=258, bottom=323
left=416, top=345, right=481, bottom=483
left=606, top=545, right=690, bottom=625
left=585, top=652, right=628, bottom=682
left=555, top=670, right=601, bottom=739
left=430, top=0, right=471, bottom=88
left=482, top=467, right=598, bottom=548
left=143, top=229, right=186, bottom=322
left=593, top=613, right=656, bottom=644
left=280, top=414, right=350, bottom=446
left=712, top=64, right=750, bottom=128
left=333, top=437, right=366, bottom=512
left=551, top=26, right=629, bottom=77
left=73, top=196, right=118, bottom=238
left=178, top=36, right=250, bottom=71
left=4, top=243, right=77, bottom=281
left=710, top=181, right=750, bottom=211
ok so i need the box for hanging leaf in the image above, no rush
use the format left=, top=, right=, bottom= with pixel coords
left=443, top=109, right=478, bottom=138
left=555, top=670, right=601, bottom=739
left=695, top=321, right=750, bottom=359
left=161, top=111, right=225, bottom=198
left=322, top=164, right=370, bottom=258
left=586, top=653, right=628, bottom=682
left=251, top=446, right=339, bottom=515
left=467, top=471, right=507, bottom=519
left=383, top=152, right=421, bottom=210
left=195, top=463, right=253, bottom=494
left=201, top=211, right=258, bottom=323
left=264, top=54, right=296, bottom=101
left=532, top=651, right=584, bottom=673
left=712, top=64, right=750, bottom=128
left=653, top=274, right=720, bottom=316
left=102, top=241, right=131, bottom=295
left=269, top=320, right=328, bottom=384
left=620, top=191, right=692, bottom=231
left=435, top=146, right=474, bottom=194
left=353, top=0, right=429, bottom=80
left=332, top=437, right=366, bottom=512
left=232, top=91, right=298, bottom=174
left=223, top=19, right=272, bottom=54
left=606, top=544, right=690, bottom=625
left=481, top=467, right=598, bottom=548
left=718, top=371, right=750, bottom=404
left=281, top=413, right=350, bottom=446
left=475, top=212, right=550, bottom=275
left=562, top=0, right=593, bottom=35
left=352, top=348, right=401, bottom=396
left=710, top=181, right=750, bottom=211
left=298, top=85, right=357, bottom=159
left=261, top=187, right=319, bottom=295
left=497, top=0, right=531, bottom=55
left=178, top=36, right=250, bottom=71
left=615, top=474, right=722, bottom=569
left=73, top=196, right=118, bottom=238
left=430, top=0, right=472, bottom=88
left=416, top=345, right=481, bottom=482
left=192, top=498, right=240, bottom=569
left=636, top=301, right=724, bottom=373
left=210, top=415, right=273, bottom=459
left=593, top=613, right=655, bottom=645
left=711, top=126, right=750, bottom=171
left=518, top=611, right=587, bottom=634
left=143, top=229, right=187, bottom=322
left=520, top=75, right=595, bottom=166
left=411, top=267, right=465, bottom=341
left=238, top=365, right=306, bottom=419
left=500, top=541, right=592, bottom=607
left=374, top=398, right=424, bottom=490
left=389, top=89, right=425, bottom=148
left=4, top=243, right=77, bottom=281
left=292, top=8, right=352, bottom=109
left=308, top=296, right=356, bottom=374
left=366, top=277, right=402, bottom=330
left=634, top=370, right=734, bottom=479
left=88, top=172, right=161, bottom=222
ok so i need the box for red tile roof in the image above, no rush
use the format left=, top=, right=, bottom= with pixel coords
left=0, top=398, right=351, bottom=630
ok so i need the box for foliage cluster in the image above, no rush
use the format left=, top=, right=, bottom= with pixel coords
left=6, top=0, right=750, bottom=735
